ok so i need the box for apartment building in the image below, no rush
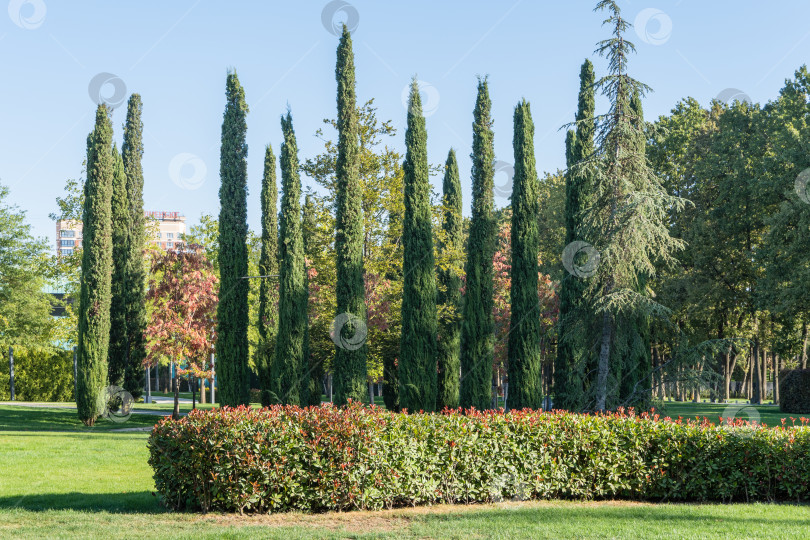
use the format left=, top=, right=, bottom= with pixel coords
left=56, top=211, right=187, bottom=256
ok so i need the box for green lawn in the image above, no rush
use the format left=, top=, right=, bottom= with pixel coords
left=655, top=400, right=807, bottom=427
left=1, top=404, right=809, bottom=539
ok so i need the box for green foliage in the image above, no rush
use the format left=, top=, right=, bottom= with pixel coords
left=216, top=72, right=250, bottom=406
left=507, top=101, right=542, bottom=410
left=149, top=404, right=810, bottom=513
left=77, top=105, right=115, bottom=426
left=108, top=145, right=129, bottom=388
left=333, top=25, right=368, bottom=405
left=460, top=78, right=496, bottom=410
left=399, top=80, right=437, bottom=412
left=302, top=194, right=323, bottom=406
left=436, top=149, right=462, bottom=409
left=780, top=370, right=810, bottom=414
left=257, top=145, right=279, bottom=406
left=272, top=111, right=307, bottom=405
left=0, top=348, right=74, bottom=402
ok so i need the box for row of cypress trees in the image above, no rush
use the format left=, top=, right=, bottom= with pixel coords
left=77, top=96, right=147, bottom=425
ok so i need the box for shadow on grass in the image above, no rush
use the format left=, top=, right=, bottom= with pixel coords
left=0, top=406, right=160, bottom=433
left=0, top=491, right=166, bottom=514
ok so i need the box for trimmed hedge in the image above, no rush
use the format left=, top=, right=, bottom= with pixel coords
left=781, top=369, right=810, bottom=414
left=148, top=403, right=810, bottom=513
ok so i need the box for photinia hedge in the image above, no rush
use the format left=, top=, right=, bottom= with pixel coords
left=148, top=402, right=810, bottom=513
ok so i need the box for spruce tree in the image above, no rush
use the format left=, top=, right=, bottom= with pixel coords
left=333, top=24, right=368, bottom=404
left=555, top=59, right=596, bottom=411
left=437, top=149, right=463, bottom=409
left=399, top=79, right=438, bottom=412
left=258, top=144, right=279, bottom=406
left=460, top=78, right=496, bottom=410
left=302, top=194, right=322, bottom=406
left=76, top=105, right=114, bottom=426
left=121, top=94, right=147, bottom=399
left=108, top=144, right=129, bottom=388
left=273, top=111, right=307, bottom=405
left=216, top=72, right=250, bottom=406
left=507, top=100, right=542, bottom=410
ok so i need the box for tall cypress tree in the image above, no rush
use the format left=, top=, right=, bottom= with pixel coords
left=333, top=24, right=368, bottom=405
left=555, top=59, right=596, bottom=411
left=399, top=79, right=438, bottom=412
left=437, top=149, right=463, bottom=409
left=258, top=144, right=279, bottom=406
left=121, top=94, right=147, bottom=399
left=460, top=78, right=496, bottom=410
left=273, top=111, right=307, bottom=405
left=216, top=72, right=250, bottom=406
left=302, top=194, right=322, bottom=406
left=507, top=100, right=542, bottom=410
left=108, top=144, right=129, bottom=389
left=77, top=105, right=114, bottom=426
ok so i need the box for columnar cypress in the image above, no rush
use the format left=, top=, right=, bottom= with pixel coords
left=460, top=78, right=496, bottom=410
left=302, top=194, right=322, bottom=406
left=258, top=144, right=279, bottom=406
left=108, top=144, right=129, bottom=388
left=273, top=111, right=307, bottom=405
left=554, top=59, right=595, bottom=411
left=121, top=94, right=147, bottom=398
left=437, top=149, right=462, bottom=409
left=333, top=24, right=368, bottom=405
left=399, top=79, right=438, bottom=412
left=77, top=105, right=114, bottom=426
left=216, top=72, right=250, bottom=406
left=507, top=100, right=542, bottom=410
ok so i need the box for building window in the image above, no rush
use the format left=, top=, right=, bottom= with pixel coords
left=60, top=230, right=75, bottom=237
left=61, top=248, right=73, bottom=256
left=60, top=239, right=75, bottom=247
left=166, top=232, right=173, bottom=239
left=166, top=241, right=173, bottom=248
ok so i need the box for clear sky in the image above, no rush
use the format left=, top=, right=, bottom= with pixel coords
left=2, top=0, right=809, bottom=247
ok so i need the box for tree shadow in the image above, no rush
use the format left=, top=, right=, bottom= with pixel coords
left=0, top=491, right=168, bottom=514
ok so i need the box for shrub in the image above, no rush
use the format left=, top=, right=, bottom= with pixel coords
left=0, top=348, right=74, bottom=402
left=148, top=403, right=810, bottom=513
left=781, top=369, right=810, bottom=414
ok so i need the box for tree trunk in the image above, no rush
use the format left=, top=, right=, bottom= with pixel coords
left=801, top=321, right=808, bottom=369
left=751, top=339, right=761, bottom=404
left=596, top=311, right=612, bottom=411
left=774, top=353, right=780, bottom=405
left=172, top=371, right=180, bottom=420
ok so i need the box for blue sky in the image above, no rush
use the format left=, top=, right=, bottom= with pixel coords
left=2, top=0, right=809, bottom=247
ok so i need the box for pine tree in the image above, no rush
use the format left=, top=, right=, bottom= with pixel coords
left=507, top=100, right=542, bottom=410
left=587, top=1, right=686, bottom=410
left=107, top=144, right=129, bottom=389
left=258, top=144, right=279, bottom=406
left=437, top=149, right=463, bottom=409
left=555, top=59, right=596, bottom=411
left=273, top=111, right=307, bottom=405
left=460, top=78, right=496, bottom=410
left=121, top=93, right=147, bottom=399
left=399, top=79, right=438, bottom=412
left=302, top=194, right=322, bottom=406
left=76, top=105, right=114, bottom=426
left=333, top=24, right=368, bottom=404
left=216, top=72, right=250, bottom=406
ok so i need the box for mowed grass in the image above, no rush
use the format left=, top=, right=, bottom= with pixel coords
left=2, top=405, right=810, bottom=539
left=655, top=400, right=808, bottom=427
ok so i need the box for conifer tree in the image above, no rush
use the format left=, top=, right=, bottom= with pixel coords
left=108, top=144, right=129, bottom=388
left=507, top=100, right=542, bottom=410
left=437, top=149, right=463, bottom=409
left=555, top=59, right=596, bottom=411
left=216, top=72, right=250, bottom=406
left=121, top=94, right=147, bottom=398
left=77, top=105, right=114, bottom=426
left=258, top=144, right=279, bottom=406
left=302, top=194, right=322, bottom=406
left=399, top=79, right=438, bottom=412
left=333, top=24, right=368, bottom=404
left=273, top=111, right=307, bottom=405
left=460, top=78, right=496, bottom=410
